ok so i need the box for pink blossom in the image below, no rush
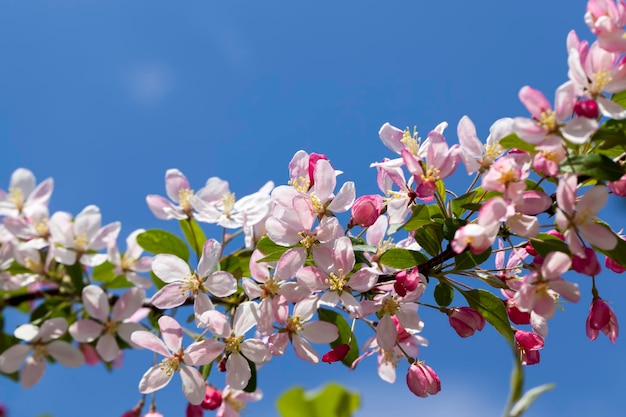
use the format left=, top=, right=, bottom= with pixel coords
left=146, top=169, right=198, bottom=220
left=456, top=115, right=512, bottom=174
left=131, top=316, right=224, bottom=405
left=406, top=362, right=441, bottom=398
left=556, top=173, right=617, bottom=257
left=0, top=317, right=84, bottom=388
left=350, top=194, right=383, bottom=227
left=447, top=307, right=485, bottom=338
left=216, top=386, right=262, bottom=417
left=109, top=228, right=153, bottom=288
left=0, top=168, right=53, bottom=218
left=186, top=403, right=203, bottom=417
left=585, top=0, right=626, bottom=53
left=150, top=239, right=237, bottom=322
left=69, top=285, right=147, bottom=362
left=586, top=298, right=619, bottom=343
left=49, top=205, right=121, bottom=267
left=452, top=197, right=508, bottom=255
left=515, top=330, right=544, bottom=365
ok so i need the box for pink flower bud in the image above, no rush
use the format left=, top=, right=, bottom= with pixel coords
left=201, top=386, right=223, bottom=410
left=586, top=298, right=619, bottom=343
left=350, top=195, right=383, bottom=227
left=0, top=404, right=7, bottom=417
left=391, top=316, right=411, bottom=342
left=120, top=400, right=143, bottom=417
left=573, top=99, right=599, bottom=118
left=186, top=403, right=203, bottom=417
left=447, top=307, right=485, bottom=338
left=572, top=247, right=601, bottom=276
left=79, top=343, right=101, bottom=365
left=394, top=268, right=420, bottom=297
left=308, top=153, right=328, bottom=187
left=515, top=330, right=544, bottom=365
left=406, top=362, right=441, bottom=398
left=217, top=356, right=227, bottom=372
left=608, top=174, right=626, bottom=197
left=321, top=344, right=351, bottom=364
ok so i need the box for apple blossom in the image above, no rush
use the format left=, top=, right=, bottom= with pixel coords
left=0, top=168, right=53, bottom=218
left=447, top=307, right=485, bottom=338
left=131, top=315, right=224, bottom=405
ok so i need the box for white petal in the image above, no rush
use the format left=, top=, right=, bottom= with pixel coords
left=47, top=340, right=85, bottom=367
left=180, top=365, right=207, bottom=405
left=0, top=344, right=31, bottom=373
left=138, top=364, right=173, bottom=393
left=226, top=353, right=251, bottom=390
left=96, top=334, right=121, bottom=362
left=240, top=339, right=271, bottom=364
left=82, top=285, right=110, bottom=322
left=152, top=254, right=191, bottom=283
left=301, top=321, right=338, bottom=344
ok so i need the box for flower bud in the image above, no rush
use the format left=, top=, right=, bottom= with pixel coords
left=605, top=255, right=626, bottom=273
left=394, top=268, right=420, bottom=297
left=79, top=343, right=101, bottom=365
left=201, top=385, right=223, bottom=410
left=406, top=362, right=441, bottom=398
left=186, top=403, right=203, bottom=417
left=321, top=344, right=351, bottom=364
left=447, top=307, right=485, bottom=338
left=608, top=174, right=626, bottom=197
left=504, top=299, right=531, bottom=325
left=350, top=195, right=383, bottom=227
left=586, top=298, right=619, bottom=343
left=572, top=247, right=601, bottom=276
left=573, top=99, right=599, bottom=118
left=0, top=404, right=7, bottom=417
left=308, top=153, right=328, bottom=187
left=515, top=330, right=544, bottom=365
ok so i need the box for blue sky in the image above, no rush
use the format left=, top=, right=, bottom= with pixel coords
left=1, top=1, right=625, bottom=416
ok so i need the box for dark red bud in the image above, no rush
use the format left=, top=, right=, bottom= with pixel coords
left=322, top=344, right=350, bottom=363
left=573, top=99, right=599, bottom=119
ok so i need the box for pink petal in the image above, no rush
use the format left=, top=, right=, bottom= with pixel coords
left=82, top=285, right=110, bottom=322
left=206, top=271, right=237, bottom=297
left=151, top=283, right=188, bottom=309
left=292, top=335, right=319, bottom=364
left=233, top=302, right=259, bottom=336
left=184, top=339, right=224, bottom=366
left=69, top=319, right=104, bottom=342
left=198, top=239, right=221, bottom=278
left=152, top=254, right=191, bottom=283
left=378, top=122, right=405, bottom=154
left=0, top=344, right=31, bottom=373
left=327, top=181, right=355, bottom=213
left=519, top=86, right=551, bottom=119
left=38, top=318, right=67, bottom=342
left=21, top=356, right=45, bottom=388
left=96, top=334, right=120, bottom=362
left=138, top=364, right=173, bottom=393
left=112, top=287, right=146, bottom=322
left=165, top=169, right=190, bottom=203
left=302, top=321, right=338, bottom=344
left=226, top=353, right=251, bottom=390
left=240, top=339, right=271, bottom=364
left=180, top=365, right=207, bottom=405
left=131, top=330, right=171, bottom=357
left=47, top=340, right=85, bottom=367
left=158, top=316, right=182, bottom=352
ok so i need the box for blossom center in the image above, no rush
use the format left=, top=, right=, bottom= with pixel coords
left=261, top=277, right=280, bottom=299
left=401, top=127, right=420, bottom=156
left=381, top=296, right=400, bottom=316
left=74, top=232, right=89, bottom=251
left=381, top=348, right=402, bottom=368
left=326, top=268, right=348, bottom=293
left=7, top=187, right=24, bottom=210
left=286, top=315, right=304, bottom=334
left=421, top=166, right=441, bottom=183
left=225, top=394, right=245, bottom=413
left=289, top=177, right=310, bottom=193
left=538, top=110, right=557, bottom=133
left=298, top=231, right=318, bottom=249
left=224, top=334, right=244, bottom=353
left=591, top=70, right=612, bottom=94
left=181, top=273, right=203, bottom=296
left=221, top=192, right=236, bottom=218
left=160, top=349, right=184, bottom=376
left=178, top=188, right=194, bottom=214
left=34, top=218, right=49, bottom=237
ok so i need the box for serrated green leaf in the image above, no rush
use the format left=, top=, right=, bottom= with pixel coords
left=378, top=248, right=428, bottom=269
left=137, top=229, right=190, bottom=261
left=560, top=154, right=624, bottom=181
left=529, top=234, right=571, bottom=258
left=179, top=218, right=207, bottom=260
left=454, top=248, right=492, bottom=270
left=221, top=250, right=253, bottom=280
left=434, top=281, right=454, bottom=307
left=317, top=308, right=358, bottom=367
left=508, top=383, right=555, bottom=417
left=459, top=289, right=514, bottom=347
left=499, top=133, right=537, bottom=153
left=403, top=204, right=431, bottom=231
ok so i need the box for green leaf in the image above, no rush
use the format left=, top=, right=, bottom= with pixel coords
left=378, top=248, right=428, bottom=269
left=529, top=234, right=571, bottom=258
left=451, top=190, right=478, bottom=218
left=594, top=229, right=626, bottom=268
left=434, top=281, right=454, bottom=307
left=454, top=248, right=492, bottom=270
left=91, top=261, right=116, bottom=284
left=459, top=289, right=514, bottom=347
left=221, top=250, right=253, bottom=280
left=590, top=118, right=626, bottom=152
left=612, top=90, right=626, bottom=109
left=277, top=384, right=360, bottom=417
left=256, top=236, right=291, bottom=262
left=277, top=387, right=317, bottom=417
left=499, top=133, right=537, bottom=153
left=136, top=229, right=190, bottom=261
left=413, top=223, right=444, bottom=257
left=508, top=383, right=555, bottom=417
left=402, top=204, right=432, bottom=231
left=242, top=357, right=257, bottom=392
left=103, top=275, right=135, bottom=289
left=179, top=218, right=207, bottom=260
left=443, top=217, right=465, bottom=241
left=150, top=270, right=167, bottom=290
left=317, top=308, right=358, bottom=367
left=560, top=154, right=624, bottom=181
left=65, top=262, right=85, bottom=293
left=476, top=272, right=509, bottom=289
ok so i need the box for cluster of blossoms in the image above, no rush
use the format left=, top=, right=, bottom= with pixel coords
left=2, top=1, right=626, bottom=416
